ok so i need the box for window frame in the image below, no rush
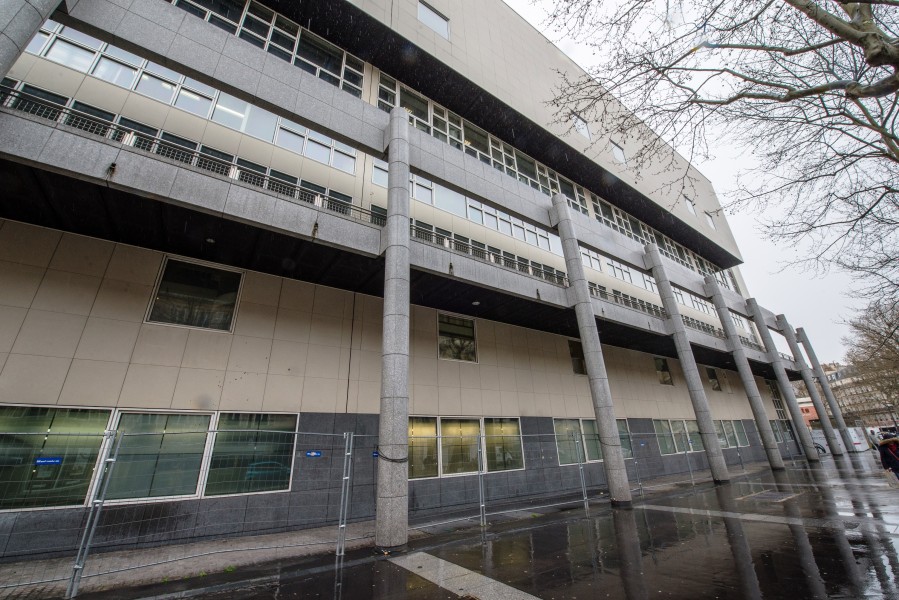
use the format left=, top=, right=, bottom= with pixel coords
left=417, top=1, right=450, bottom=39
left=145, top=256, right=244, bottom=334
left=654, top=357, right=674, bottom=385
left=437, top=313, right=478, bottom=363
left=407, top=416, right=525, bottom=479
left=553, top=417, right=633, bottom=465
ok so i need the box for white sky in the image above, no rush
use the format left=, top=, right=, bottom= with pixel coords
left=502, top=0, right=864, bottom=363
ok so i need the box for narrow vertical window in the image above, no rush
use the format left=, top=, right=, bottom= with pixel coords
left=706, top=367, right=722, bottom=391
left=418, top=2, right=449, bottom=39
left=568, top=340, right=587, bottom=375
left=572, top=114, right=590, bottom=140
left=655, top=357, right=673, bottom=385
left=438, top=314, right=477, bottom=362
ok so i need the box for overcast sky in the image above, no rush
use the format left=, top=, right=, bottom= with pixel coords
left=502, top=0, right=864, bottom=363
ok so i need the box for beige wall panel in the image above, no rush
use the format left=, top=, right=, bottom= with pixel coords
left=74, top=77, right=130, bottom=115
left=279, top=278, right=315, bottom=311
left=131, top=323, right=189, bottom=367
left=411, top=356, right=437, bottom=387
left=120, top=93, right=171, bottom=129
left=0, top=354, right=70, bottom=404
left=460, top=388, right=482, bottom=416
left=233, top=302, right=277, bottom=339
left=359, top=318, right=382, bottom=352
left=105, top=245, right=163, bottom=285
left=0, top=353, right=7, bottom=374
left=308, top=315, right=345, bottom=347
left=269, top=339, right=309, bottom=377
left=201, top=121, right=242, bottom=155
left=273, top=308, right=312, bottom=343
left=30, top=270, right=101, bottom=316
left=75, top=317, right=140, bottom=362
left=267, top=146, right=304, bottom=178
left=161, top=107, right=209, bottom=142
left=411, top=384, right=438, bottom=414
left=0, top=305, right=27, bottom=354
left=301, top=376, right=340, bottom=412
left=357, top=349, right=382, bottom=383
left=436, top=359, right=460, bottom=388
left=0, top=221, right=60, bottom=267
left=305, top=344, right=342, bottom=380
left=356, top=380, right=380, bottom=414
left=312, top=285, right=353, bottom=319
left=298, top=157, right=332, bottom=187
left=262, top=374, right=303, bottom=412
left=411, top=304, right=434, bottom=332
left=22, top=60, right=84, bottom=97
left=325, top=168, right=356, bottom=196
left=89, top=279, right=152, bottom=322
left=118, top=363, right=179, bottom=408
left=58, top=359, right=128, bottom=407
left=226, top=335, right=272, bottom=373
left=8, top=52, right=36, bottom=80
left=220, top=370, right=267, bottom=411
left=171, top=367, right=225, bottom=411
left=12, top=310, right=85, bottom=358
left=49, top=233, right=114, bottom=277
left=181, top=329, right=232, bottom=370
left=0, top=261, right=44, bottom=308
left=242, top=271, right=282, bottom=306
left=236, top=135, right=275, bottom=167
left=438, top=386, right=461, bottom=415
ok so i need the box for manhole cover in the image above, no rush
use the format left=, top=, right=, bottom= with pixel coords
left=737, top=489, right=803, bottom=502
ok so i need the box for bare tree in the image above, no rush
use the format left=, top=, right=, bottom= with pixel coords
left=544, top=1, right=898, bottom=305
left=843, top=301, right=899, bottom=423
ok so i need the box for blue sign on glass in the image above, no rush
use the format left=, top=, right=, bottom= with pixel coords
left=305, top=450, right=323, bottom=458
left=35, top=457, right=62, bottom=466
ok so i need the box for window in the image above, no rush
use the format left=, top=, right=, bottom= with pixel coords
left=654, top=419, right=702, bottom=454
left=706, top=367, right=722, bottom=391
left=174, top=88, right=213, bottom=117
left=573, top=114, right=590, bottom=140
left=685, top=198, right=697, bottom=217
left=205, top=413, right=297, bottom=495
left=611, top=142, right=626, bottom=163
left=92, top=57, right=137, bottom=88
left=408, top=417, right=523, bottom=478
left=106, top=413, right=211, bottom=500
left=655, top=357, right=673, bottom=385
left=555, top=418, right=632, bottom=464
left=136, top=73, right=176, bottom=104
left=705, top=212, right=717, bottom=229
left=45, top=38, right=96, bottom=72
left=418, top=2, right=449, bottom=38
left=148, top=259, right=242, bottom=331
left=0, top=406, right=110, bottom=509
left=653, top=419, right=676, bottom=455
left=438, top=314, right=476, bottom=361
left=569, top=340, right=587, bottom=375
left=372, top=159, right=389, bottom=187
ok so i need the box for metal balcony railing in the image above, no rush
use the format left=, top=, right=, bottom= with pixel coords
left=681, top=316, right=727, bottom=339
left=739, top=336, right=765, bottom=353
left=410, top=225, right=569, bottom=287
left=0, top=86, right=385, bottom=227
left=588, top=283, right=667, bottom=320
left=778, top=352, right=794, bottom=362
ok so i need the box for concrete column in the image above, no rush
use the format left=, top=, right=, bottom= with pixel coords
left=704, top=277, right=784, bottom=470
left=375, top=108, right=411, bottom=549
left=550, top=193, right=631, bottom=505
left=776, top=315, right=843, bottom=456
left=644, top=244, right=729, bottom=483
left=746, top=299, right=819, bottom=462
left=796, top=327, right=855, bottom=452
left=0, top=0, right=58, bottom=80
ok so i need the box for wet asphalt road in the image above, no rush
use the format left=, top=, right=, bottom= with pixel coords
left=198, top=453, right=898, bottom=600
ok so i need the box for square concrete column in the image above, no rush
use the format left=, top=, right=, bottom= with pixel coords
left=550, top=194, right=631, bottom=506
left=0, top=1, right=59, bottom=79
left=376, top=107, right=411, bottom=549
left=776, top=315, right=843, bottom=456
left=796, top=327, right=855, bottom=452
left=644, top=243, right=729, bottom=483
left=704, top=277, right=784, bottom=470
left=746, top=298, right=819, bottom=462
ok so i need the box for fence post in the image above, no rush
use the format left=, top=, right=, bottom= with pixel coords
left=631, top=431, right=644, bottom=499
left=573, top=432, right=589, bottom=514
left=336, top=432, right=354, bottom=557
left=737, top=446, right=746, bottom=474
left=66, top=430, right=123, bottom=599
left=684, top=436, right=695, bottom=487
left=477, top=437, right=486, bottom=527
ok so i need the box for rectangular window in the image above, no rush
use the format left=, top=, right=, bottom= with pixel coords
left=92, top=57, right=137, bottom=88
left=276, top=127, right=305, bottom=154
left=204, top=413, right=297, bottom=496
left=136, top=73, right=176, bottom=104
left=722, top=420, right=738, bottom=448
left=579, top=419, right=600, bottom=462
left=618, top=419, right=633, bottom=459
left=653, top=419, right=677, bottom=455
left=770, top=420, right=783, bottom=443
left=714, top=420, right=728, bottom=448
left=438, top=314, right=476, bottom=362
left=106, top=413, right=210, bottom=500
left=572, top=114, right=590, bottom=140
left=685, top=197, right=697, bottom=217
left=706, top=367, right=721, bottom=391
left=372, top=160, right=389, bottom=187
left=611, top=142, right=626, bottom=163
left=0, top=407, right=110, bottom=509
left=174, top=88, right=213, bottom=117
left=686, top=420, right=704, bottom=451
left=568, top=340, right=587, bottom=375
left=734, top=420, right=749, bottom=446
left=45, top=38, right=96, bottom=72
left=483, top=418, right=523, bottom=472
left=554, top=419, right=582, bottom=465
left=433, top=184, right=467, bottom=217
left=418, top=2, right=449, bottom=38
left=705, top=212, right=717, bottom=229
left=440, top=418, right=480, bottom=475
left=408, top=417, right=438, bottom=479
left=655, top=357, right=673, bottom=385
left=148, top=259, right=242, bottom=331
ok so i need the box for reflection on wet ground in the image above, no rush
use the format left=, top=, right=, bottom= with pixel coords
left=201, top=452, right=898, bottom=599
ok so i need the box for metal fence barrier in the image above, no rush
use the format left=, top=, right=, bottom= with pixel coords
left=0, top=427, right=761, bottom=598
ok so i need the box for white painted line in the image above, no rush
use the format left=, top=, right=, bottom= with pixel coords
left=390, top=552, right=540, bottom=600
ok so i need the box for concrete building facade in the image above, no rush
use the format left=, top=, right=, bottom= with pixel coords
left=0, top=0, right=849, bottom=555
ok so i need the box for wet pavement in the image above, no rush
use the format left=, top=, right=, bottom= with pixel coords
left=147, top=453, right=899, bottom=599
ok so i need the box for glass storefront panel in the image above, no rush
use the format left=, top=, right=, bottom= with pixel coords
left=0, top=407, right=109, bottom=509
left=554, top=419, right=581, bottom=465
left=205, top=413, right=297, bottom=496
left=408, top=417, right=438, bottom=479
left=581, top=419, right=602, bottom=462
left=440, top=418, right=480, bottom=475
left=484, top=418, right=523, bottom=472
